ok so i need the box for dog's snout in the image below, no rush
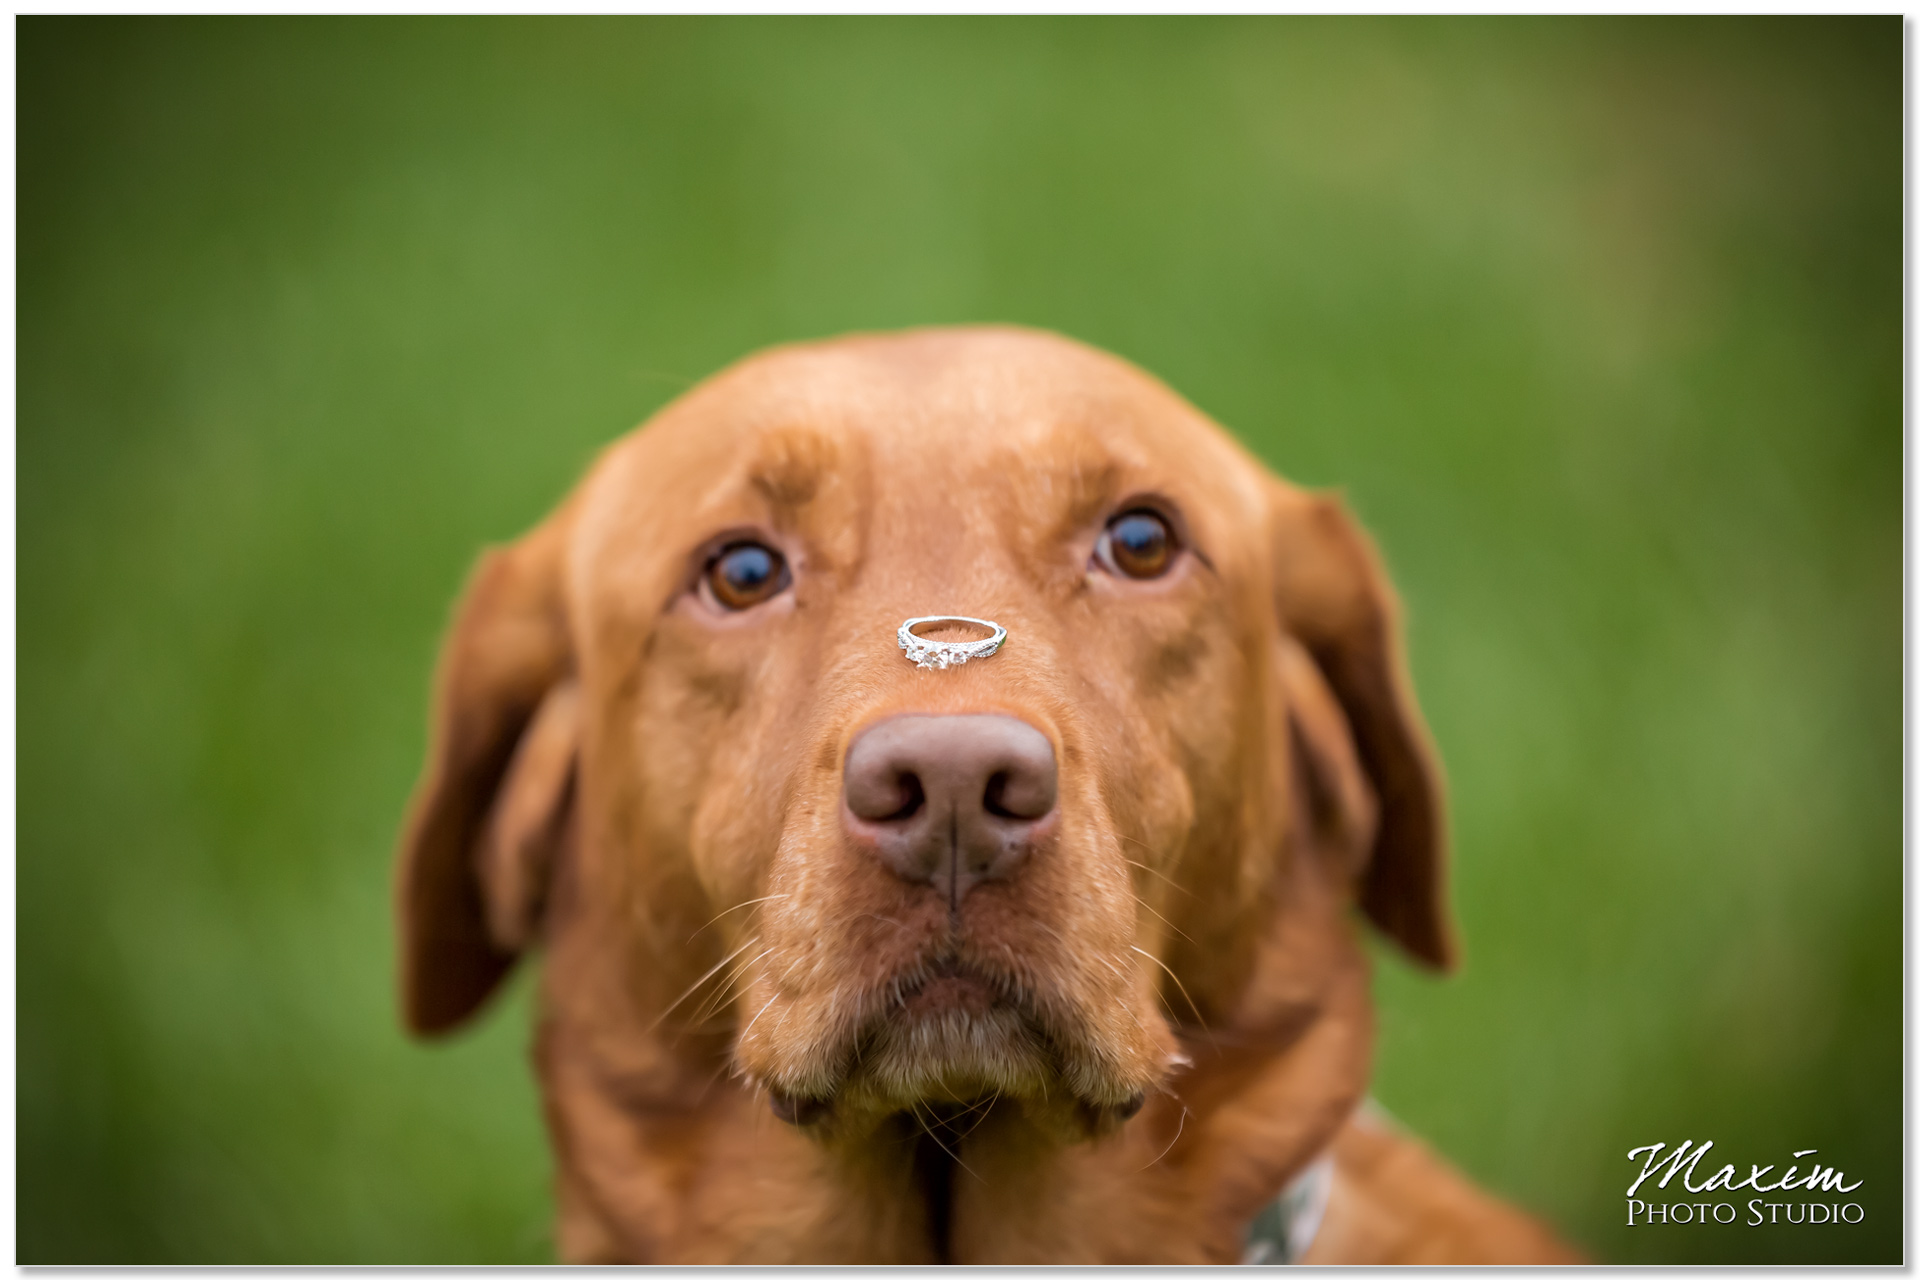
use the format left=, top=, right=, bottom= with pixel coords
left=843, top=714, right=1058, bottom=904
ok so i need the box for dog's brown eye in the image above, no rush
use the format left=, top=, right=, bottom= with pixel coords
left=1097, top=510, right=1175, bottom=579
left=706, top=542, right=789, bottom=610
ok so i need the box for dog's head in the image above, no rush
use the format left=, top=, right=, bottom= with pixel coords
left=397, top=326, right=1450, bottom=1173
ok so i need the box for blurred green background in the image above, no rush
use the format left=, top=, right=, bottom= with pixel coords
left=18, top=16, right=1900, bottom=1264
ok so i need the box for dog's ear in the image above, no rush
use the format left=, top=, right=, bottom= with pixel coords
left=396, top=513, right=578, bottom=1036
left=1268, top=481, right=1456, bottom=971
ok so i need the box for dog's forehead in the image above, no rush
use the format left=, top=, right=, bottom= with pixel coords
left=571, top=328, right=1268, bottom=591
left=614, top=330, right=1259, bottom=498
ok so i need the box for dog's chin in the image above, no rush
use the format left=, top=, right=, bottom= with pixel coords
left=755, top=962, right=1152, bottom=1143
left=850, top=982, right=1053, bottom=1108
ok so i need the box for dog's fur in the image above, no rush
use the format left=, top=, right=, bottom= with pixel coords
left=395, top=327, right=1577, bottom=1263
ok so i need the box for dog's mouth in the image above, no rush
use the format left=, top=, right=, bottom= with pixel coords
left=897, top=961, right=1002, bottom=1020
left=849, top=953, right=1057, bottom=1103
left=757, top=950, right=1137, bottom=1131
left=889, top=951, right=1021, bottom=1011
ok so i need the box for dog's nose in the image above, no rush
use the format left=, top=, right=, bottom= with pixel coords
left=843, top=715, right=1058, bottom=906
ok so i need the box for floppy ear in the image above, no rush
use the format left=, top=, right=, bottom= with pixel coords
left=396, top=513, right=578, bottom=1036
left=1268, top=481, right=1456, bottom=971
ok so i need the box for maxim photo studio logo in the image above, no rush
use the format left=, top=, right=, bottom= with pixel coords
left=1626, top=1141, right=1864, bottom=1228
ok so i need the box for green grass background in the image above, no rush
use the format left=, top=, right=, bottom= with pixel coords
left=18, top=17, right=1900, bottom=1264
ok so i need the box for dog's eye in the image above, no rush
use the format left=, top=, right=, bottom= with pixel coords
left=1096, top=510, right=1176, bottom=579
left=705, top=542, right=790, bottom=610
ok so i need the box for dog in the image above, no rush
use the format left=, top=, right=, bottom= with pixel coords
left=395, top=326, right=1579, bottom=1263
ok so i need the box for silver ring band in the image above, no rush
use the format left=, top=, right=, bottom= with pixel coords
left=897, top=615, right=1008, bottom=670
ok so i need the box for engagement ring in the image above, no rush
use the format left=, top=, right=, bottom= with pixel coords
left=897, top=616, right=1008, bottom=670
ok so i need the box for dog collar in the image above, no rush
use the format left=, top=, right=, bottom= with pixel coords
left=1241, top=1151, right=1334, bottom=1265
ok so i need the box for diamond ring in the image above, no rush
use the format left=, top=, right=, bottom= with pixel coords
left=897, top=616, right=1008, bottom=670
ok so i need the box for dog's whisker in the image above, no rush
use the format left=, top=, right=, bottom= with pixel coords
left=739, top=994, right=781, bottom=1042
left=1140, top=1104, right=1190, bottom=1171
left=908, top=1100, right=983, bottom=1183
left=1089, top=950, right=1133, bottom=989
left=776, top=950, right=813, bottom=985
left=944, top=1090, right=998, bottom=1128
left=1120, top=849, right=1195, bottom=899
left=1128, top=945, right=1209, bottom=1035
left=650, top=937, right=763, bottom=1033
left=687, top=894, right=790, bottom=943
left=1128, top=890, right=1195, bottom=946
left=689, top=945, right=776, bottom=1027
left=962, top=1089, right=1005, bottom=1140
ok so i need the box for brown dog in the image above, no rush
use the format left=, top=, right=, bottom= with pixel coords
left=396, top=327, right=1578, bottom=1263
